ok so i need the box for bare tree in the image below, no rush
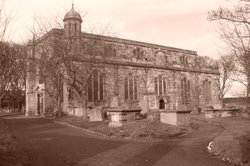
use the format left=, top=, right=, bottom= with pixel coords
left=63, top=35, right=113, bottom=119
left=0, top=0, right=13, bottom=41
left=0, top=42, right=26, bottom=109
left=28, top=31, right=64, bottom=117
left=218, top=54, right=236, bottom=103
left=26, top=15, right=65, bottom=116
left=208, top=1, right=250, bottom=96
left=28, top=12, right=117, bottom=118
left=0, top=0, right=20, bottom=109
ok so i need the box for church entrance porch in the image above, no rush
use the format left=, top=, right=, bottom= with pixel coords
left=157, top=96, right=170, bottom=110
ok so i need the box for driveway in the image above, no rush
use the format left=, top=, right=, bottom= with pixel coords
left=2, top=114, right=229, bottom=166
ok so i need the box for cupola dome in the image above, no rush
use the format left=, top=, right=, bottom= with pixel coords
left=63, top=4, right=82, bottom=22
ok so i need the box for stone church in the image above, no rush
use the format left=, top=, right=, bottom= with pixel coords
left=26, top=5, right=221, bottom=117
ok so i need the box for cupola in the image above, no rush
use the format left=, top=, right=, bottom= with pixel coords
left=63, top=4, right=82, bottom=37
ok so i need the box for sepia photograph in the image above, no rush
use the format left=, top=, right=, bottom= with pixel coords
left=0, top=0, right=250, bottom=166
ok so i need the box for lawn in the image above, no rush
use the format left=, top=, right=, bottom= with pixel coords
left=196, top=115, right=250, bottom=166
left=56, top=115, right=195, bottom=139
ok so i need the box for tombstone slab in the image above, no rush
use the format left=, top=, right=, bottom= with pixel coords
left=88, top=108, right=103, bottom=121
left=160, top=110, right=191, bottom=126
left=107, top=108, right=141, bottom=127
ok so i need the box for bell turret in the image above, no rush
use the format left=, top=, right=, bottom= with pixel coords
left=63, top=4, right=82, bottom=37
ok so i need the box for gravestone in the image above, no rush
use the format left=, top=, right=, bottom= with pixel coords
left=108, top=108, right=141, bottom=127
left=160, top=110, right=191, bottom=126
left=88, top=107, right=103, bottom=121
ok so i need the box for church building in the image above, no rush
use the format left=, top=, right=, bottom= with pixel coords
left=26, top=5, right=221, bottom=117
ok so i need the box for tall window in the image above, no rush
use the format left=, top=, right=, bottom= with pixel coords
left=181, top=77, right=191, bottom=105
left=74, top=24, right=77, bottom=35
left=203, top=79, right=211, bottom=104
left=124, top=76, right=138, bottom=100
left=68, top=23, right=71, bottom=35
left=180, top=56, right=188, bottom=66
left=87, top=71, right=105, bottom=101
left=155, top=76, right=167, bottom=96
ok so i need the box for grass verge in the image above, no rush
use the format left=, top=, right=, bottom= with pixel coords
left=204, top=116, right=250, bottom=166
left=56, top=115, right=194, bottom=139
left=0, top=119, right=30, bottom=166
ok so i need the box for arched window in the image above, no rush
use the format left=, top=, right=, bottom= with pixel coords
left=87, top=71, right=105, bottom=101
left=68, top=23, right=71, bottom=35
left=155, top=76, right=167, bottom=96
left=74, top=24, right=77, bottom=35
left=124, top=76, right=138, bottom=100
left=203, top=79, right=211, bottom=104
left=181, top=77, right=191, bottom=105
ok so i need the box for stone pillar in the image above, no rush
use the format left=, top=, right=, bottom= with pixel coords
left=26, top=67, right=39, bottom=116
left=114, top=65, right=119, bottom=95
left=25, top=72, right=29, bottom=116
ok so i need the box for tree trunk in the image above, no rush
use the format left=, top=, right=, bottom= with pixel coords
left=146, top=92, right=149, bottom=113
left=0, top=93, right=5, bottom=110
left=57, top=94, right=62, bottom=117
left=247, top=86, right=250, bottom=97
left=247, top=76, right=250, bottom=97
left=56, top=74, right=62, bottom=117
left=221, top=98, right=225, bottom=108
left=0, top=97, right=2, bottom=110
left=0, top=96, right=2, bottom=111
left=18, top=100, right=21, bottom=112
left=81, top=95, right=88, bottom=120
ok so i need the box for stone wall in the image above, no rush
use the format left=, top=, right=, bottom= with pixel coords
left=65, top=33, right=220, bottom=114
left=223, top=97, right=250, bottom=108
left=61, top=62, right=220, bottom=114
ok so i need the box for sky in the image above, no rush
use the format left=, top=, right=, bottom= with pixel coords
left=3, top=0, right=239, bottom=59
left=3, top=0, right=246, bottom=96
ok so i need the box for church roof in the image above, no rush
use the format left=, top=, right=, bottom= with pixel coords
left=63, top=4, right=82, bottom=22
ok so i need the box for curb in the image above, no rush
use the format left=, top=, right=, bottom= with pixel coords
left=53, top=121, right=111, bottom=138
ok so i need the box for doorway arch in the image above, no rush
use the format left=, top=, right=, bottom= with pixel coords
left=159, top=99, right=165, bottom=109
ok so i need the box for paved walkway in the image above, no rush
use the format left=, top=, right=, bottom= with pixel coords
left=1, top=114, right=229, bottom=166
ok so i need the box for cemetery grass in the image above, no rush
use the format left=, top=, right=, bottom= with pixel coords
left=57, top=115, right=195, bottom=139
